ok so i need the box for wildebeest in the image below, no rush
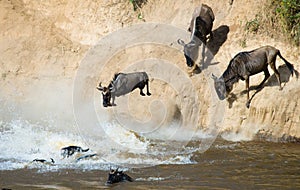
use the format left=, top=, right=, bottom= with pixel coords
left=76, top=153, right=98, bottom=162
left=106, top=168, right=133, bottom=185
left=188, top=4, right=215, bottom=43
left=97, top=72, right=151, bottom=107
left=212, top=46, right=294, bottom=108
left=61, top=146, right=89, bottom=158
left=178, top=4, right=214, bottom=73
left=32, top=158, right=55, bottom=165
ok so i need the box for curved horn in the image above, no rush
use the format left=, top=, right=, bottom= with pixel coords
left=97, top=82, right=104, bottom=91
left=177, top=39, right=186, bottom=46
left=211, top=73, right=218, bottom=80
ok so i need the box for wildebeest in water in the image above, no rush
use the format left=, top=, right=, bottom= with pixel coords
left=97, top=72, right=151, bottom=107
left=61, top=146, right=89, bottom=158
left=178, top=4, right=215, bottom=73
left=212, top=45, right=295, bottom=108
left=106, top=168, right=133, bottom=185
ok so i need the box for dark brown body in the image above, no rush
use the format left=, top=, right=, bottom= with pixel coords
left=188, top=4, right=215, bottom=43
left=212, top=46, right=294, bottom=108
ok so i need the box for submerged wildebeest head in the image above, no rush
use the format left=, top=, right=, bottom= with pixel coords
left=106, top=168, right=133, bottom=185
left=97, top=72, right=151, bottom=107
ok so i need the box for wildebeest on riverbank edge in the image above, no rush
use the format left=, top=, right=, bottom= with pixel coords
left=212, top=45, right=295, bottom=108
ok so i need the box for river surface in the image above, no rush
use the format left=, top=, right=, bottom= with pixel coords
left=1, top=139, right=299, bottom=190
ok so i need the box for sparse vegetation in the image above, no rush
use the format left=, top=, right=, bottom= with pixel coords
left=263, top=0, right=300, bottom=46
left=273, top=0, right=300, bottom=46
left=129, top=0, right=148, bottom=19
left=244, top=0, right=299, bottom=46
left=239, top=37, right=247, bottom=48
left=245, top=15, right=261, bottom=34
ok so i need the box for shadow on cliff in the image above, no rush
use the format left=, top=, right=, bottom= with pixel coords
left=201, top=25, right=230, bottom=70
left=207, top=25, right=230, bottom=56
left=239, top=65, right=299, bottom=108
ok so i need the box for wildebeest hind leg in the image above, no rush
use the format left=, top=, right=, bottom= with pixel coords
left=146, top=80, right=151, bottom=96
left=270, top=62, right=282, bottom=90
left=257, top=68, right=270, bottom=89
left=139, top=87, right=146, bottom=96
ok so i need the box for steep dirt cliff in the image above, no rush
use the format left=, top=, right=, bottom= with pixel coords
left=0, top=0, right=299, bottom=141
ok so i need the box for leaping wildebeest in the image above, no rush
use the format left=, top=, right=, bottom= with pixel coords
left=178, top=4, right=215, bottom=73
left=97, top=72, right=151, bottom=107
left=212, top=45, right=295, bottom=108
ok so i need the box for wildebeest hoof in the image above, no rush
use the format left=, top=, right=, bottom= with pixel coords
left=147, top=92, right=151, bottom=96
left=140, top=92, right=146, bottom=96
left=246, top=101, right=250, bottom=108
left=279, top=87, right=283, bottom=91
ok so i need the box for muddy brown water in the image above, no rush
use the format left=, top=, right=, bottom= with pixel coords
left=1, top=139, right=299, bottom=190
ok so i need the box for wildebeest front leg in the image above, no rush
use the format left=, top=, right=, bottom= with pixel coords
left=111, top=95, right=116, bottom=106
left=209, top=31, right=213, bottom=41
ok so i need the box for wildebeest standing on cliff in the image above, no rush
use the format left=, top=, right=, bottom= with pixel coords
left=178, top=4, right=215, bottom=73
left=212, top=45, right=295, bottom=108
left=188, top=4, right=215, bottom=43
left=97, top=72, right=151, bottom=107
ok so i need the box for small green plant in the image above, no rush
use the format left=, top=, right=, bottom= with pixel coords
left=129, top=0, right=147, bottom=20
left=245, top=15, right=260, bottom=33
left=239, top=37, right=247, bottom=48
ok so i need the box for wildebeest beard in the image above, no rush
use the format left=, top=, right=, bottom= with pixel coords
left=184, top=54, right=195, bottom=67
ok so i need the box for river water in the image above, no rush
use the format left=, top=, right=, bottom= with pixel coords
left=1, top=136, right=299, bottom=190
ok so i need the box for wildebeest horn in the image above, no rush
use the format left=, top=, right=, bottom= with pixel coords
left=97, top=82, right=104, bottom=91
left=177, top=39, right=186, bottom=46
left=211, top=73, right=218, bottom=80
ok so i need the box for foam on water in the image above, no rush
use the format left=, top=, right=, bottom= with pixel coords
left=0, top=117, right=206, bottom=171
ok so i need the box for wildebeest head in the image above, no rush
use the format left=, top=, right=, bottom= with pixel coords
left=212, top=74, right=227, bottom=100
left=97, top=82, right=113, bottom=107
left=177, top=39, right=200, bottom=67
left=106, top=168, right=133, bottom=184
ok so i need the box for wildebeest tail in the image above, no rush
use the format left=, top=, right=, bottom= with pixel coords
left=278, top=51, right=294, bottom=76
